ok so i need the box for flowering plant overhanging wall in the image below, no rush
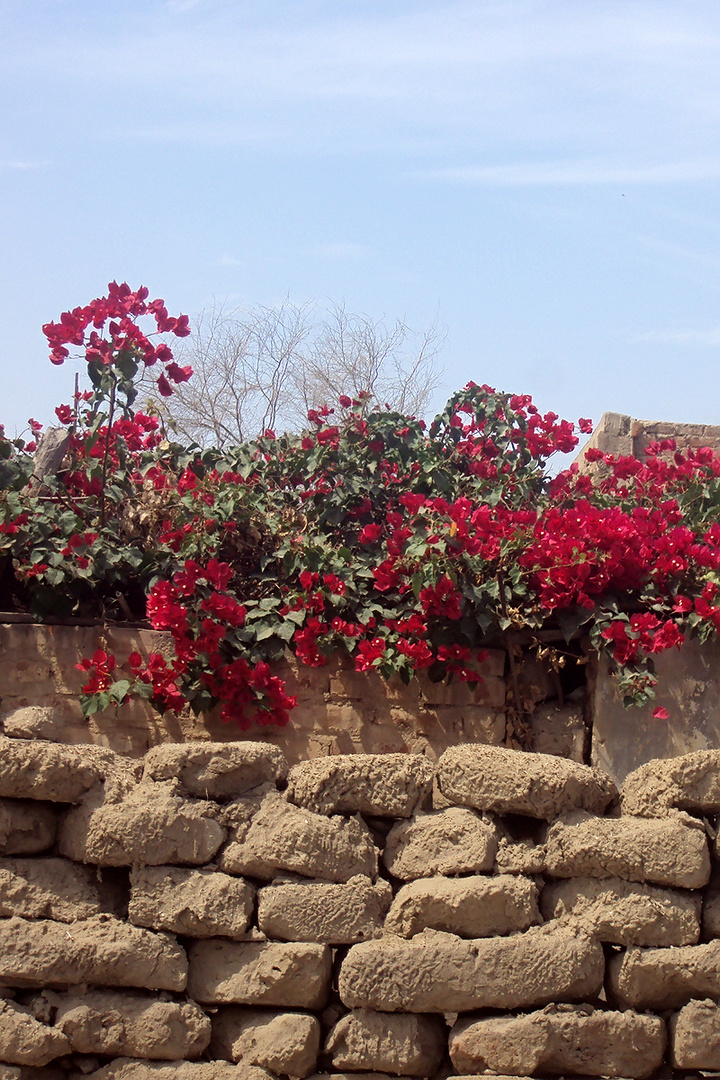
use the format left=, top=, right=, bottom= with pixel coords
left=1, top=284, right=719, bottom=729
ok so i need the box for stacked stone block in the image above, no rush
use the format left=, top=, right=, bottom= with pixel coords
left=1, top=724, right=720, bottom=1078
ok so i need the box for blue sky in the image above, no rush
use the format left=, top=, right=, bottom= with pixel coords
left=2, top=0, right=720, bottom=438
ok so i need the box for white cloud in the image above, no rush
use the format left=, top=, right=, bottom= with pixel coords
left=0, top=160, right=50, bottom=172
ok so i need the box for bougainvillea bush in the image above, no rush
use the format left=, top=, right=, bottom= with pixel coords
left=2, top=283, right=720, bottom=728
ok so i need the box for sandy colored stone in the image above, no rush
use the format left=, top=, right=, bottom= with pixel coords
left=1, top=706, right=67, bottom=742
left=703, top=889, right=720, bottom=938
left=49, top=988, right=210, bottom=1059
left=670, top=998, right=720, bottom=1069
left=494, top=838, right=548, bottom=876
left=143, top=742, right=288, bottom=800
left=129, top=866, right=254, bottom=938
left=608, top=939, right=720, bottom=1009
left=0, top=914, right=186, bottom=991
left=0, top=736, right=132, bottom=803
left=449, top=1003, right=665, bottom=1079
left=541, top=875, right=701, bottom=946
left=307, top=1075, right=420, bottom=1080
left=0, top=857, right=116, bottom=923
left=218, top=791, right=377, bottom=883
left=187, top=939, right=332, bottom=1007
left=385, top=874, right=540, bottom=938
left=436, top=744, right=616, bottom=819
left=0, top=998, right=70, bottom=1066
left=59, top=781, right=225, bottom=866
left=81, top=1063, right=274, bottom=1079
left=621, top=748, right=720, bottom=816
left=325, top=1008, right=444, bottom=1077
left=544, top=809, right=710, bottom=888
left=211, top=1008, right=320, bottom=1076
left=257, top=876, right=391, bottom=944
left=339, top=923, right=604, bottom=1013
left=0, top=800, right=56, bottom=855
left=383, top=808, right=498, bottom=879
left=529, top=701, right=585, bottom=762
left=285, top=754, right=433, bottom=818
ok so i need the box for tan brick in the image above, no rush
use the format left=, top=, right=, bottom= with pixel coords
left=325, top=1008, right=445, bottom=1077
left=210, top=1008, right=320, bottom=1076
left=621, top=748, right=720, bottom=816
left=385, top=874, right=540, bottom=938
left=129, top=866, right=254, bottom=939
left=0, top=915, right=187, bottom=991
left=670, top=998, right=720, bottom=1070
left=258, top=876, right=391, bottom=944
left=383, top=808, right=498, bottom=879
left=79, top=1063, right=274, bottom=1079
left=59, top=781, right=226, bottom=867
left=0, top=736, right=126, bottom=803
left=608, top=940, right=720, bottom=1009
left=449, top=1004, right=665, bottom=1079
left=286, top=754, right=433, bottom=818
left=541, top=876, right=701, bottom=946
left=48, top=988, right=210, bottom=1059
left=218, top=790, right=377, bottom=882
left=544, top=810, right=710, bottom=888
left=187, top=940, right=332, bottom=1008
left=143, top=742, right=288, bottom=800
left=0, top=857, right=117, bottom=922
left=436, top=744, right=616, bottom=819
left=339, top=924, right=604, bottom=1013
left=0, top=998, right=70, bottom=1066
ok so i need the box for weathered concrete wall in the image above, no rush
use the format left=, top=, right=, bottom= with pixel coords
left=0, top=733, right=720, bottom=1078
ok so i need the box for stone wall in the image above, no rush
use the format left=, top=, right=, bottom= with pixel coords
left=577, top=410, right=720, bottom=464
left=2, top=729, right=720, bottom=1078
left=0, top=624, right=507, bottom=763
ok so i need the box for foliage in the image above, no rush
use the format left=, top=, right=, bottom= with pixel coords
left=3, top=284, right=720, bottom=727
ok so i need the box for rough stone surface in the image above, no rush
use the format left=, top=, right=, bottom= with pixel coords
left=285, top=754, right=433, bottom=818
left=187, top=940, right=332, bottom=1008
left=494, top=838, right=548, bottom=876
left=386, top=874, right=539, bottom=939
left=621, top=747, right=720, bottom=816
left=80, top=1063, right=274, bottom=1079
left=448, top=1004, right=665, bottom=1079
left=541, top=875, right=701, bottom=946
left=436, top=744, right=616, bottom=819
left=129, top=866, right=254, bottom=939
left=257, top=876, right=391, bottom=944
left=59, top=781, right=226, bottom=867
left=670, top=998, right=720, bottom=1070
left=382, top=808, right=498, bottom=879
left=218, top=791, right=378, bottom=883
left=544, top=809, right=710, bottom=888
left=0, top=800, right=56, bottom=855
left=1, top=706, right=67, bottom=743
left=49, top=988, right=211, bottom=1060
left=0, top=857, right=118, bottom=922
left=0, top=915, right=187, bottom=991
left=325, top=1008, right=445, bottom=1077
left=0, top=736, right=125, bottom=803
left=143, top=742, right=288, bottom=800
left=608, top=939, right=720, bottom=1009
left=0, top=998, right=70, bottom=1066
left=210, top=1008, right=320, bottom=1076
left=703, top=889, right=720, bottom=938
left=339, top=924, right=604, bottom=1013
